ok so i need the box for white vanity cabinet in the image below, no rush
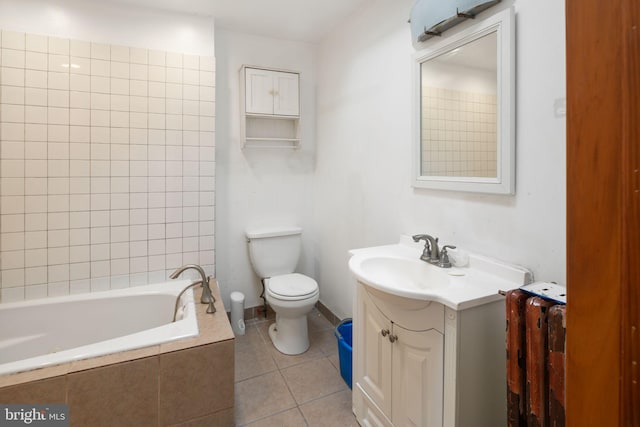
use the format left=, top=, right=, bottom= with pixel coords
left=240, top=66, right=300, bottom=148
left=354, top=283, right=444, bottom=427
left=353, top=281, right=507, bottom=427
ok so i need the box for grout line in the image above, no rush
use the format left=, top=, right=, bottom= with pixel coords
left=235, top=311, right=350, bottom=426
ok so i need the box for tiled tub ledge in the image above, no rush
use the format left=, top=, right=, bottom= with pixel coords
left=0, top=280, right=235, bottom=427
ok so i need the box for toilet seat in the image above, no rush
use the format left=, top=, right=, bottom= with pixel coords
left=267, top=273, right=318, bottom=300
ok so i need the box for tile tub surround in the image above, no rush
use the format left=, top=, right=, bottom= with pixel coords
left=0, top=280, right=234, bottom=427
left=0, top=29, right=216, bottom=303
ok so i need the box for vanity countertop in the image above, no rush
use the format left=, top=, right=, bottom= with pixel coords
left=349, top=236, right=532, bottom=310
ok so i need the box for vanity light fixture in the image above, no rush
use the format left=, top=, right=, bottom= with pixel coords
left=409, top=0, right=502, bottom=44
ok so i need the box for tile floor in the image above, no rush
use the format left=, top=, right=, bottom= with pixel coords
left=234, top=309, right=358, bottom=426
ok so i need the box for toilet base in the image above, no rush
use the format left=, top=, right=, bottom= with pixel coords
left=268, top=314, right=310, bottom=355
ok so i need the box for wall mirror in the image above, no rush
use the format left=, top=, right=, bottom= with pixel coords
left=413, top=7, right=515, bottom=194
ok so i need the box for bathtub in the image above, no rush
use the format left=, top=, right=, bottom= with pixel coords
left=0, top=280, right=199, bottom=376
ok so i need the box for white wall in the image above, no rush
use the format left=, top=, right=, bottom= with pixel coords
left=214, top=29, right=317, bottom=309
left=314, top=0, right=566, bottom=319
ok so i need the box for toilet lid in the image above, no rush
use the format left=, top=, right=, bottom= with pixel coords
left=268, top=273, right=318, bottom=298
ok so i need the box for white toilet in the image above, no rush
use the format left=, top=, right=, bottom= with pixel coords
left=246, top=226, right=319, bottom=355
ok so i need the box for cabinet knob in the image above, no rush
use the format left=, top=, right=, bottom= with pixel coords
left=381, top=329, right=390, bottom=337
left=388, top=334, right=398, bottom=343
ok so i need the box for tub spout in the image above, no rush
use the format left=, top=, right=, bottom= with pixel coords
left=170, top=264, right=216, bottom=312
left=173, top=281, right=216, bottom=321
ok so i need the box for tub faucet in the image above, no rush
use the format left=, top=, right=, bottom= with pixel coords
left=412, top=234, right=439, bottom=262
left=170, top=264, right=216, bottom=314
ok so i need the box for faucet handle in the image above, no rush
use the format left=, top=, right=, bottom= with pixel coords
left=438, top=245, right=457, bottom=268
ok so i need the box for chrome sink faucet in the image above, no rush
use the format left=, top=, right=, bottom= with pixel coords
left=412, top=234, right=439, bottom=262
left=411, top=234, right=456, bottom=268
left=170, top=264, right=216, bottom=313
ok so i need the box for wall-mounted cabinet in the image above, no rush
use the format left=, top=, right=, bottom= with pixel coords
left=240, top=66, right=300, bottom=148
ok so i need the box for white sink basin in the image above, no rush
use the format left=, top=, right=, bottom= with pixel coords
left=349, top=236, right=532, bottom=310
left=355, top=256, right=451, bottom=291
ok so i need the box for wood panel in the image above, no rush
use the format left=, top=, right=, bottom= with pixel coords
left=621, top=0, right=640, bottom=423
left=566, top=0, right=640, bottom=425
left=565, top=1, right=622, bottom=425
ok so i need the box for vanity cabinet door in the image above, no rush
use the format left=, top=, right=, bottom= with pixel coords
left=391, top=326, right=444, bottom=427
left=359, top=292, right=393, bottom=415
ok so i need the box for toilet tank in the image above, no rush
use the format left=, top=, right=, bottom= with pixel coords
left=246, top=226, right=302, bottom=278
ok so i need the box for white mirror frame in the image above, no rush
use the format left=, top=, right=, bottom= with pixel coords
left=413, top=7, right=515, bottom=194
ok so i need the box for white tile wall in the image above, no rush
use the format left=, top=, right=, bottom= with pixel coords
left=0, top=29, right=216, bottom=303
left=421, top=87, right=497, bottom=177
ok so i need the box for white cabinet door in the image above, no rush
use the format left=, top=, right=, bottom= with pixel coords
left=358, top=392, right=394, bottom=427
left=360, top=293, right=393, bottom=415
left=245, top=68, right=275, bottom=115
left=391, top=326, right=444, bottom=427
left=273, top=71, right=299, bottom=116
left=245, top=68, right=299, bottom=116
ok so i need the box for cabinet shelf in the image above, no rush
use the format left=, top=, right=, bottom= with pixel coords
left=246, top=113, right=299, bottom=120
left=245, top=137, right=300, bottom=142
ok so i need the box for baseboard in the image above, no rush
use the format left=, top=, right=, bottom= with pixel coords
left=244, top=304, right=275, bottom=320
left=316, top=301, right=344, bottom=327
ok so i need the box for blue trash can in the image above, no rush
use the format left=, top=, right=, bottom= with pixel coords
left=334, top=318, right=353, bottom=389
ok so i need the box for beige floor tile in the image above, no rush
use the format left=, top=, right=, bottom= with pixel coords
left=327, top=353, right=341, bottom=371
left=258, top=321, right=326, bottom=369
left=235, top=322, right=266, bottom=346
left=255, top=319, right=274, bottom=340
left=281, top=357, right=347, bottom=405
left=236, top=311, right=354, bottom=426
left=235, top=326, right=277, bottom=382
left=300, top=390, right=358, bottom=427
left=308, top=309, right=334, bottom=332
left=235, top=370, right=297, bottom=425
left=310, top=328, right=338, bottom=356
left=268, top=342, right=326, bottom=370
left=243, top=408, right=308, bottom=427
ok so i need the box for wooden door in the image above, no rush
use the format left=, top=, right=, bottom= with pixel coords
left=565, top=0, right=640, bottom=425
